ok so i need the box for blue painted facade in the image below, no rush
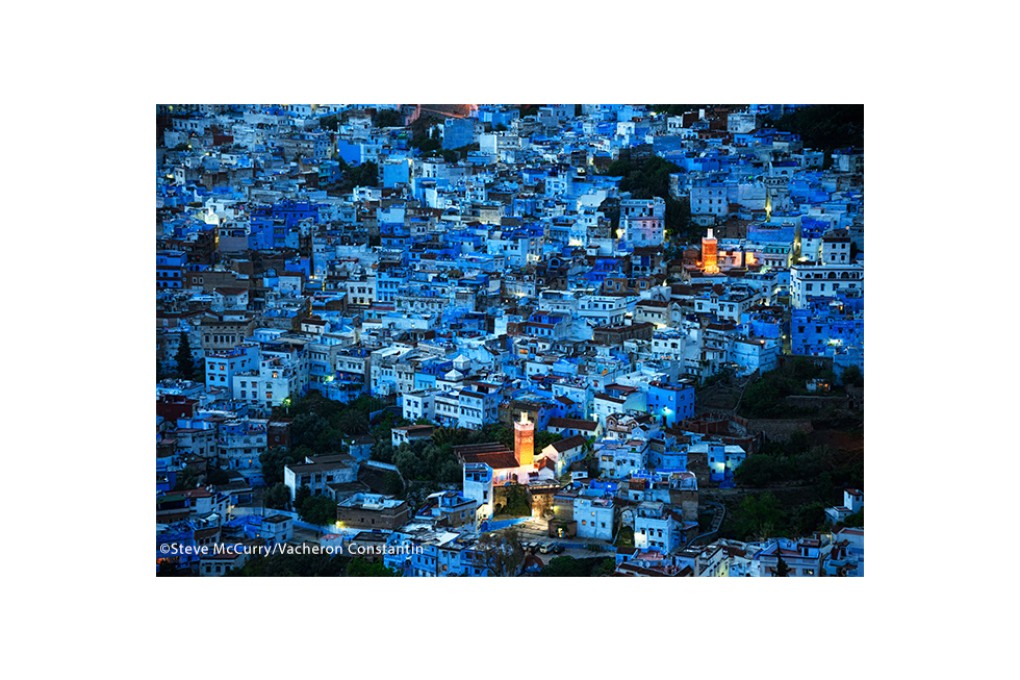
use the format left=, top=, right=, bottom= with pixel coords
left=791, top=295, right=864, bottom=357
left=647, top=382, right=696, bottom=427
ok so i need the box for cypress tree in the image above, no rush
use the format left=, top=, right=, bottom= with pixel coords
left=175, top=331, right=196, bottom=381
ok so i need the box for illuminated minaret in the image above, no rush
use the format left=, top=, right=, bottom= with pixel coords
left=514, top=410, right=535, bottom=467
left=702, top=228, right=719, bottom=274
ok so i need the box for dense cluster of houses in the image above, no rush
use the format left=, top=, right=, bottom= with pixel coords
left=156, top=103, right=863, bottom=576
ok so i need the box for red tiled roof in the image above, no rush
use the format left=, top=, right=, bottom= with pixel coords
left=461, top=451, right=520, bottom=470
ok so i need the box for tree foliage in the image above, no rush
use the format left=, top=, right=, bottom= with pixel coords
left=738, top=358, right=837, bottom=418
left=476, top=528, right=525, bottom=577
left=770, top=104, right=864, bottom=154
left=298, top=493, right=337, bottom=526
left=842, top=508, right=864, bottom=528
left=277, top=393, right=382, bottom=461
left=345, top=557, right=398, bottom=577
left=230, top=552, right=350, bottom=576
left=175, top=332, right=196, bottom=381
left=497, top=485, right=531, bottom=518
left=259, top=446, right=304, bottom=486
left=173, top=466, right=204, bottom=491
left=731, top=492, right=786, bottom=542
left=615, top=525, right=635, bottom=550
left=601, top=153, right=695, bottom=241
left=727, top=427, right=863, bottom=541
left=372, top=108, right=404, bottom=128
left=264, top=483, right=291, bottom=510
left=538, top=556, right=615, bottom=577
left=735, top=442, right=862, bottom=492
left=408, top=117, right=442, bottom=154
left=841, top=365, right=863, bottom=387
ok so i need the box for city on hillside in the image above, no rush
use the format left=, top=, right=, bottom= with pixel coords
left=156, top=104, right=864, bottom=577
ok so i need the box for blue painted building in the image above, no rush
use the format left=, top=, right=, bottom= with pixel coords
left=646, top=381, right=696, bottom=427
left=791, top=295, right=864, bottom=357
left=157, top=250, right=187, bottom=289
left=443, top=118, right=475, bottom=150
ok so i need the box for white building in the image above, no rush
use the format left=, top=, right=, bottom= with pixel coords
left=691, top=182, right=728, bottom=219
left=232, top=349, right=308, bottom=410
left=578, top=295, right=630, bottom=327
left=401, top=391, right=435, bottom=422
left=463, top=463, right=494, bottom=520
left=790, top=231, right=863, bottom=308
left=731, top=338, right=780, bottom=375
left=283, top=454, right=359, bottom=502
left=633, top=501, right=684, bottom=554
left=619, top=197, right=666, bottom=247
left=694, top=288, right=766, bottom=322
left=596, top=439, right=648, bottom=479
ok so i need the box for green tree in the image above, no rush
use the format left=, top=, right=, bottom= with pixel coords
left=538, top=556, right=616, bottom=577
left=230, top=552, right=349, bottom=576
left=298, top=494, right=337, bottom=526
left=157, top=347, right=168, bottom=382
left=175, top=332, right=196, bottom=381
left=843, top=508, right=864, bottom=528
left=259, top=446, right=304, bottom=486
left=264, top=483, right=291, bottom=511
left=498, top=485, right=531, bottom=518
left=393, top=445, right=425, bottom=481
left=601, top=153, right=694, bottom=240
left=347, top=160, right=378, bottom=188
left=173, top=466, right=204, bottom=490
left=373, top=441, right=395, bottom=464
left=841, top=365, right=863, bottom=387
left=592, top=557, right=617, bottom=576
left=535, top=430, right=563, bottom=451
left=372, top=108, right=404, bottom=128
left=295, top=484, right=312, bottom=510
left=615, top=526, right=635, bottom=550
left=477, top=529, right=525, bottom=577
left=775, top=555, right=791, bottom=577
left=769, top=105, right=863, bottom=155
left=345, top=557, right=398, bottom=577
left=732, top=492, right=786, bottom=541
left=206, top=467, right=231, bottom=486
left=734, top=454, right=791, bottom=487
left=793, top=502, right=828, bottom=535
left=739, top=376, right=790, bottom=418
left=335, top=409, right=370, bottom=437
left=787, top=430, right=811, bottom=455
left=382, top=471, right=404, bottom=497
left=290, top=413, right=340, bottom=454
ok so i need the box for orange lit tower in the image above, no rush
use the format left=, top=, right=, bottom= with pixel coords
left=701, top=228, right=719, bottom=273
left=514, top=410, right=535, bottom=467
